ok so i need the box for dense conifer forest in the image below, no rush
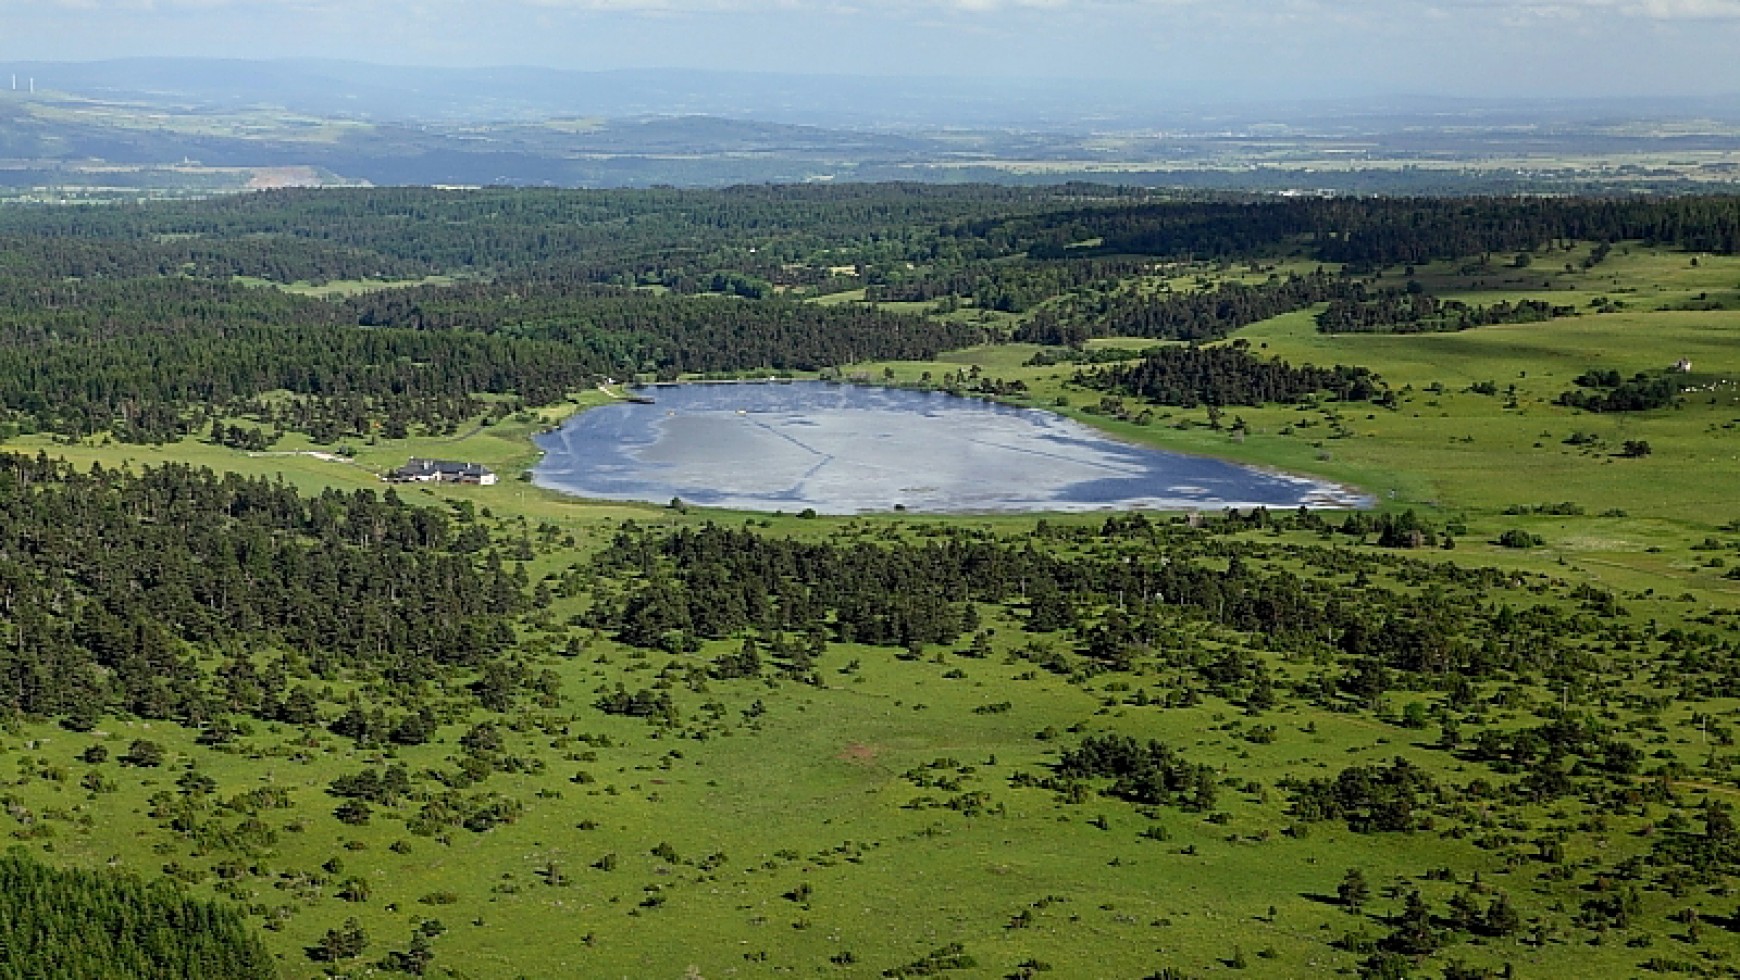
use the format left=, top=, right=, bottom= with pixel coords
left=1316, top=293, right=1577, bottom=334
left=0, top=188, right=1729, bottom=446
left=0, top=850, right=277, bottom=979
left=1074, top=342, right=1387, bottom=408
left=0, top=453, right=526, bottom=720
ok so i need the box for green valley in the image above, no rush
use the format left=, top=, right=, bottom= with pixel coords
left=0, top=186, right=1738, bottom=979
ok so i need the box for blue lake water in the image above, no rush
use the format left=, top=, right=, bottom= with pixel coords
left=531, top=382, right=1368, bottom=514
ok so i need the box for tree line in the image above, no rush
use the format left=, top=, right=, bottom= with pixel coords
left=588, top=512, right=1619, bottom=703
left=1316, top=292, right=1575, bottom=334
left=0, top=275, right=981, bottom=442
left=1074, top=341, right=1387, bottom=408
left=0, top=186, right=1728, bottom=443
left=976, top=195, right=1740, bottom=266
left=1558, top=369, right=1682, bottom=413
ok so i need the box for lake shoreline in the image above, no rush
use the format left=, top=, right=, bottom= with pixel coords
left=532, top=381, right=1372, bottom=515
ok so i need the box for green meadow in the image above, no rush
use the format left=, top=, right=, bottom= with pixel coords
left=3, top=237, right=1740, bottom=979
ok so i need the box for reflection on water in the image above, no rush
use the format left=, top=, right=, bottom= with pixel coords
left=532, top=382, right=1368, bottom=514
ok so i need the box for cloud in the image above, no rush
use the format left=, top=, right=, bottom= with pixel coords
left=1348, top=0, right=1740, bottom=17
left=508, top=0, right=1740, bottom=14
left=1626, top=0, right=1740, bottom=17
left=22, top=0, right=1740, bottom=16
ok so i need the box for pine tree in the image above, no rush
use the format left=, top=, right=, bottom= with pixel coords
left=1338, top=867, right=1371, bottom=911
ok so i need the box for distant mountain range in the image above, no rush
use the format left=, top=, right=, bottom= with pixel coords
left=9, top=58, right=1740, bottom=131
left=1, top=58, right=1737, bottom=194
left=0, top=58, right=1179, bottom=130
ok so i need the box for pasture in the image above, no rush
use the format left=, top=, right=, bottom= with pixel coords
left=3, top=239, right=1739, bottom=978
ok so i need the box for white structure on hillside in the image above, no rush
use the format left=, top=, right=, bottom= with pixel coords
left=389, top=458, right=497, bottom=485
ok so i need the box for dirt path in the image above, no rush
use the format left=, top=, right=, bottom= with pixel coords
left=246, top=450, right=354, bottom=464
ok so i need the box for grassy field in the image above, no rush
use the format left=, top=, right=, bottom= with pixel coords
left=233, top=275, right=467, bottom=298
left=4, top=241, right=1740, bottom=978
left=851, top=249, right=1740, bottom=608
left=10, top=563, right=1731, bottom=978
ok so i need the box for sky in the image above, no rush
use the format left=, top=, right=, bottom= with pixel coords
left=3, top=0, right=1739, bottom=101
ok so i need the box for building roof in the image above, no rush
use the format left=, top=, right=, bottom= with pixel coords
left=392, top=458, right=493, bottom=478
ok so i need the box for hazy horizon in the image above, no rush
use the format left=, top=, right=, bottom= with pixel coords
left=3, top=0, right=1738, bottom=104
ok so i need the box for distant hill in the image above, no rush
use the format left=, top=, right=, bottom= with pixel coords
left=0, top=58, right=1132, bottom=129
left=1, top=59, right=1738, bottom=193
left=10, top=58, right=1739, bottom=130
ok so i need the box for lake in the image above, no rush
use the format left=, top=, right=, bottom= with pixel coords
left=531, top=382, right=1368, bottom=514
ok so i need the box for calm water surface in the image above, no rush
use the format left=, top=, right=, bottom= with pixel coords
left=532, top=382, right=1368, bottom=514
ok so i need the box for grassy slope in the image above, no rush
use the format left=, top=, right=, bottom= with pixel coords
left=858, top=248, right=1740, bottom=606
left=14, top=609, right=1706, bottom=979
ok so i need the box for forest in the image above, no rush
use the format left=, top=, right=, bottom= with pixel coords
left=0, top=183, right=1737, bottom=978
left=1073, top=342, right=1388, bottom=408
left=0, top=188, right=1727, bottom=447
left=0, top=453, right=527, bottom=720
left=0, top=849, right=277, bottom=979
